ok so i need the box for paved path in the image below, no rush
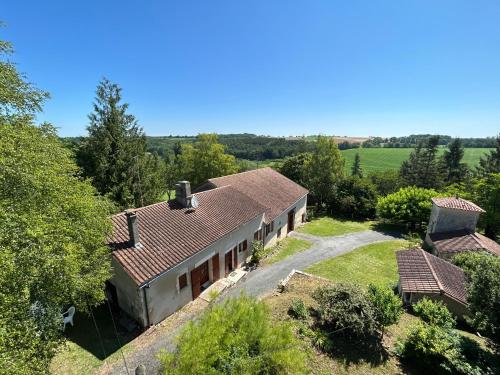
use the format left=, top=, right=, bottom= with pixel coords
left=225, top=230, right=397, bottom=299
left=101, top=229, right=397, bottom=375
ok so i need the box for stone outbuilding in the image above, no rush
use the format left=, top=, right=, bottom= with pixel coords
left=425, top=197, right=500, bottom=259
left=396, top=248, right=468, bottom=318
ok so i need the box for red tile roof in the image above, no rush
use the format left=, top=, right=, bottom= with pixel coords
left=108, top=186, right=267, bottom=285
left=200, top=167, right=308, bottom=222
left=397, top=248, right=467, bottom=305
left=431, top=197, right=485, bottom=213
left=429, top=230, right=500, bottom=257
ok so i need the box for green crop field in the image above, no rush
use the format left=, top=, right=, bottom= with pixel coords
left=341, top=147, right=492, bottom=174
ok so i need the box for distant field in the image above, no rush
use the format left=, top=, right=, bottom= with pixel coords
left=341, top=147, right=492, bottom=174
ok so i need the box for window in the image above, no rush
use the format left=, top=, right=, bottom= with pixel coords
left=238, top=242, right=243, bottom=252
left=243, top=240, right=248, bottom=251
left=277, top=227, right=282, bottom=238
left=254, top=229, right=262, bottom=241
left=264, top=221, right=274, bottom=237
left=301, top=213, right=305, bottom=223
left=178, top=273, right=188, bottom=291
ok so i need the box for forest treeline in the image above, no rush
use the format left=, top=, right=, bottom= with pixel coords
left=62, top=132, right=496, bottom=162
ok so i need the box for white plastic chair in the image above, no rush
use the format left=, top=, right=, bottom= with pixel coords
left=63, top=306, right=75, bottom=330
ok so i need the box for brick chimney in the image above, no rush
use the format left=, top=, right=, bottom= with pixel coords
left=125, top=210, right=140, bottom=247
left=175, top=181, right=192, bottom=208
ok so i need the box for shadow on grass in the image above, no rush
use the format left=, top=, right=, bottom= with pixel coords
left=325, top=332, right=390, bottom=367
left=63, top=303, right=140, bottom=360
left=370, top=222, right=419, bottom=238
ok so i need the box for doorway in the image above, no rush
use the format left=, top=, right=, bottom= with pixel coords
left=225, top=250, right=233, bottom=276
left=287, top=209, right=295, bottom=233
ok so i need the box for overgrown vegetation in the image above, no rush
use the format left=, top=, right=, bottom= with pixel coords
left=159, top=295, right=307, bottom=374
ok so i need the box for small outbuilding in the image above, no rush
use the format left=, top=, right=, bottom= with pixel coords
left=396, top=248, right=468, bottom=318
left=426, top=197, right=500, bottom=259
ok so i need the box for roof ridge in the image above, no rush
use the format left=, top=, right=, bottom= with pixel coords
left=421, top=249, right=444, bottom=293
left=193, top=185, right=233, bottom=195
left=208, top=167, right=272, bottom=181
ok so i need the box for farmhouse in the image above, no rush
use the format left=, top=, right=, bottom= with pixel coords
left=396, top=248, right=468, bottom=318
left=425, top=197, right=500, bottom=258
left=107, top=168, right=308, bottom=327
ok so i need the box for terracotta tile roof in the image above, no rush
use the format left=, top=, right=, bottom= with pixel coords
left=429, top=230, right=500, bottom=257
left=108, top=186, right=267, bottom=285
left=200, top=167, right=308, bottom=222
left=397, top=248, right=467, bottom=305
left=431, top=197, right=485, bottom=213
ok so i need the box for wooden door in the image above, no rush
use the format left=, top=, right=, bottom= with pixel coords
left=225, top=251, right=233, bottom=276
left=199, top=261, right=209, bottom=285
left=233, top=246, right=238, bottom=268
left=191, top=268, right=201, bottom=299
left=212, top=254, right=220, bottom=281
left=287, top=210, right=295, bottom=233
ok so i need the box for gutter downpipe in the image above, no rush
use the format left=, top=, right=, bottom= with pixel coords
left=141, top=283, right=151, bottom=328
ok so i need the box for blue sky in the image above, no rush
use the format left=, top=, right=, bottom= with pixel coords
left=3, top=1, right=500, bottom=137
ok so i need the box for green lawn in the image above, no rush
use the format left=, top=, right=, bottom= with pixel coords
left=50, top=304, right=139, bottom=375
left=341, top=147, right=492, bottom=174
left=264, top=237, right=313, bottom=265
left=297, top=217, right=374, bottom=237
left=305, top=240, right=408, bottom=287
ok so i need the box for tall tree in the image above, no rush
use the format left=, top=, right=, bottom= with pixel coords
left=476, top=134, right=500, bottom=176
left=77, top=78, right=164, bottom=209
left=306, top=136, right=344, bottom=207
left=400, top=136, right=443, bottom=189
left=351, top=152, right=363, bottom=178
left=0, top=34, right=49, bottom=124
left=279, top=152, right=312, bottom=187
left=178, top=133, right=239, bottom=187
left=0, top=123, right=113, bottom=374
left=441, top=138, right=468, bottom=184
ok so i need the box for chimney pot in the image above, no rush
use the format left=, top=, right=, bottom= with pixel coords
left=125, top=209, right=140, bottom=247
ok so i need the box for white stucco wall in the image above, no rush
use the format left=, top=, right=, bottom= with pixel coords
left=264, top=195, right=308, bottom=248
left=427, top=205, right=479, bottom=234
left=138, top=213, right=265, bottom=326
left=111, top=194, right=308, bottom=327
left=109, top=258, right=147, bottom=326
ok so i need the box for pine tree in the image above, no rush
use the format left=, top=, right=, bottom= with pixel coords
left=441, top=138, right=468, bottom=183
left=400, top=136, right=443, bottom=189
left=351, top=152, right=363, bottom=178
left=77, top=78, right=164, bottom=209
left=476, top=134, right=500, bottom=176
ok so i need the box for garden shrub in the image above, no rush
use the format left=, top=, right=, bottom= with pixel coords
left=288, top=299, right=308, bottom=320
left=250, top=240, right=265, bottom=265
left=413, top=298, right=455, bottom=329
left=312, top=284, right=376, bottom=337
left=367, top=284, right=403, bottom=338
left=159, top=295, right=306, bottom=375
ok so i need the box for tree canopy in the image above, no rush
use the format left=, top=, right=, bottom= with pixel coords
left=159, top=295, right=306, bottom=374
left=376, top=186, right=437, bottom=228
left=400, top=136, right=443, bottom=189
left=0, top=37, right=49, bottom=124
left=178, top=133, right=239, bottom=188
left=306, top=136, right=344, bottom=206
left=0, top=123, right=112, bottom=374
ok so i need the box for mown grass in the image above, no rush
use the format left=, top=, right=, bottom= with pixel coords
left=305, top=240, right=408, bottom=288
left=297, top=217, right=375, bottom=237
left=263, top=237, right=313, bottom=265
left=342, top=147, right=492, bottom=174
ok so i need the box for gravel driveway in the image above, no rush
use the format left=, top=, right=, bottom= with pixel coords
left=100, top=229, right=398, bottom=375
left=225, top=230, right=397, bottom=299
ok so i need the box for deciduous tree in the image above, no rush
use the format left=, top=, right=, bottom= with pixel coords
left=367, top=284, right=403, bottom=338
left=376, top=186, right=437, bottom=229
left=178, top=133, right=238, bottom=188
left=0, top=123, right=112, bottom=374
left=306, top=136, right=344, bottom=207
